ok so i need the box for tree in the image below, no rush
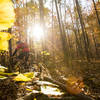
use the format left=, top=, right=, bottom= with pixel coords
left=75, top=0, right=91, bottom=61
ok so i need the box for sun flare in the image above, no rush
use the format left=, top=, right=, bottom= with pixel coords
left=32, top=24, right=44, bottom=41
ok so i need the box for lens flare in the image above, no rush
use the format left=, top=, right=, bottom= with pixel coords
left=32, top=24, right=44, bottom=41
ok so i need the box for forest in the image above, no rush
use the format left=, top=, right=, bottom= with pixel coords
left=0, top=0, right=100, bottom=100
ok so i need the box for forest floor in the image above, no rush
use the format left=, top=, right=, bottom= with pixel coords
left=0, top=60, right=100, bottom=100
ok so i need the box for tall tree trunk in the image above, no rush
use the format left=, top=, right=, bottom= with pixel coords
left=8, top=28, right=12, bottom=72
left=74, top=9, right=85, bottom=58
left=55, top=0, right=70, bottom=67
left=75, top=0, right=90, bottom=61
left=63, top=1, right=73, bottom=60
left=67, top=6, right=82, bottom=59
left=39, top=0, right=45, bottom=27
left=51, top=0, right=55, bottom=64
left=92, top=0, right=100, bottom=26
left=91, top=31, right=98, bottom=58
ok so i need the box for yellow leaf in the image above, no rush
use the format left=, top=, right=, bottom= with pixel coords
left=14, top=72, right=19, bottom=75
left=24, top=72, right=35, bottom=79
left=41, top=51, right=50, bottom=56
left=26, top=88, right=33, bottom=92
left=0, top=75, right=7, bottom=79
left=0, top=69, right=5, bottom=72
left=0, top=32, right=12, bottom=51
left=45, top=52, right=50, bottom=56
left=13, top=74, right=31, bottom=82
left=0, top=0, right=15, bottom=31
left=34, top=98, right=37, bottom=100
left=0, top=0, right=11, bottom=4
left=0, top=40, right=9, bottom=51
left=0, top=32, right=12, bottom=40
left=20, top=83, right=25, bottom=86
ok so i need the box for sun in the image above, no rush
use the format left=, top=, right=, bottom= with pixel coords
left=32, top=24, right=44, bottom=41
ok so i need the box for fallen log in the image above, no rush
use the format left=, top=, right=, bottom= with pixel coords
left=43, top=76, right=67, bottom=92
left=43, top=76, right=93, bottom=100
